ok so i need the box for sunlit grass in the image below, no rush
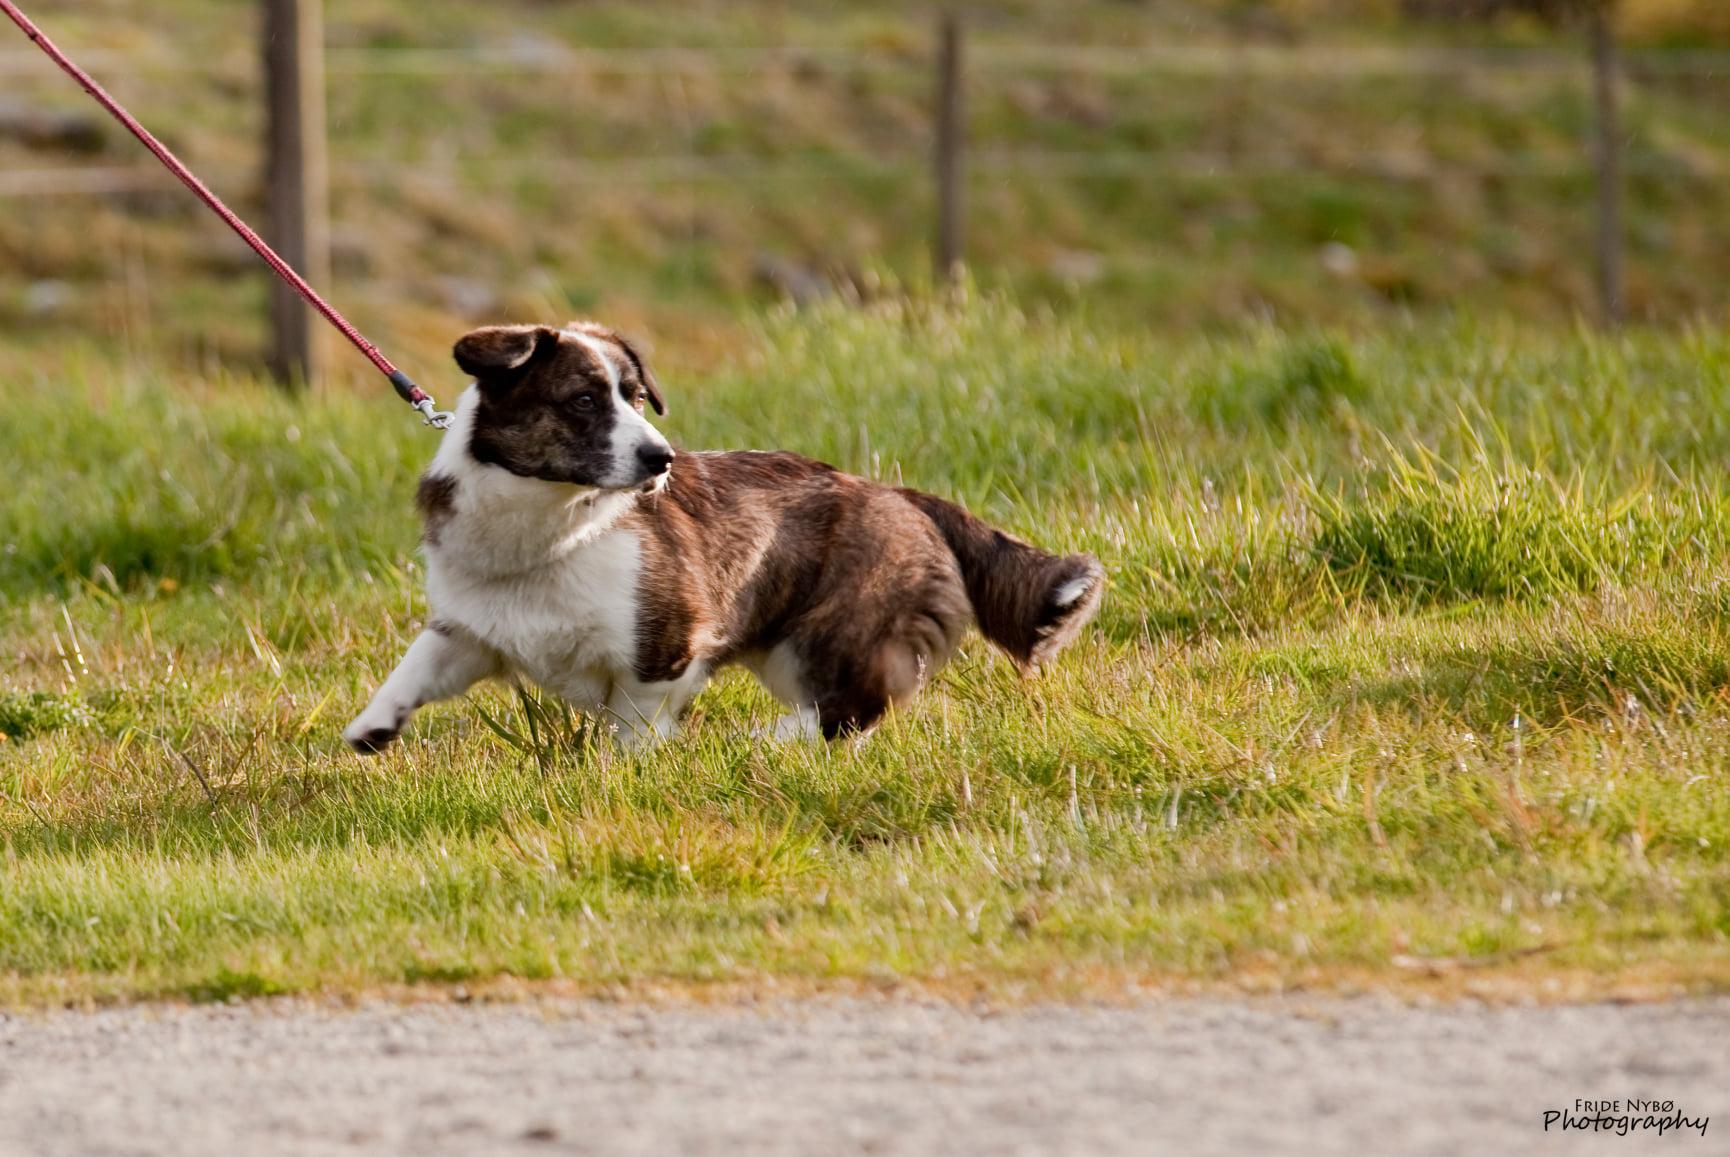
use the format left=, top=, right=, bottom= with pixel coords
left=2, top=300, right=1729, bottom=1004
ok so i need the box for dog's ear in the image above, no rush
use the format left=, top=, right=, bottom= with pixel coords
left=605, top=330, right=666, bottom=416
left=453, top=325, right=557, bottom=383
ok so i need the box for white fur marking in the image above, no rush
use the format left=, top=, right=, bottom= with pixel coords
left=416, top=388, right=651, bottom=714
left=606, top=667, right=707, bottom=749
left=566, top=330, right=671, bottom=489
left=767, top=706, right=822, bottom=742
left=566, top=330, right=621, bottom=389
left=743, top=644, right=808, bottom=706
left=741, top=646, right=820, bottom=742
left=1053, top=576, right=1093, bottom=608
left=429, top=528, right=643, bottom=703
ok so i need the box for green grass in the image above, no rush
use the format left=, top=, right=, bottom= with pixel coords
left=3, top=299, right=1730, bottom=1004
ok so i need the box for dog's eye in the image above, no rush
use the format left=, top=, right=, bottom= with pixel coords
left=573, top=395, right=596, bottom=411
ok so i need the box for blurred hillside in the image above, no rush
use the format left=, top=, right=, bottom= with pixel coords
left=3, top=0, right=1730, bottom=379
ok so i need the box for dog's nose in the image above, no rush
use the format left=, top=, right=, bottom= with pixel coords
left=636, top=443, right=674, bottom=476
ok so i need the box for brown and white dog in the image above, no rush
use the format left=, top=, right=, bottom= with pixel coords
left=343, top=322, right=1103, bottom=752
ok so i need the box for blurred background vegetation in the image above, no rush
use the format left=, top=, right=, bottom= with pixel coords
left=2, top=0, right=1730, bottom=380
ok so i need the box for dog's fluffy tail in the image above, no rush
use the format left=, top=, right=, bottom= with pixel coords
left=900, top=489, right=1104, bottom=670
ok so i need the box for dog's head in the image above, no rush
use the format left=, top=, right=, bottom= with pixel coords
left=453, top=322, right=673, bottom=490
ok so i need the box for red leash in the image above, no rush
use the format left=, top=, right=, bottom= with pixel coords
left=0, top=0, right=451, bottom=428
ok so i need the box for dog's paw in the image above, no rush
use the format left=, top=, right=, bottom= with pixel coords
left=342, top=719, right=401, bottom=755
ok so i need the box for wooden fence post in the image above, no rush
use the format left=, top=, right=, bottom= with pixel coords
left=934, top=12, right=965, bottom=286
left=1589, top=0, right=1623, bottom=326
left=264, top=0, right=329, bottom=387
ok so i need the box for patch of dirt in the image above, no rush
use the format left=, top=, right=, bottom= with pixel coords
left=1, top=995, right=1725, bottom=1155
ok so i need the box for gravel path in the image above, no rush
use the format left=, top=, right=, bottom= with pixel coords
left=0, top=995, right=1725, bottom=1156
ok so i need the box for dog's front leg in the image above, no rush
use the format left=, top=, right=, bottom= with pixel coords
left=344, top=627, right=502, bottom=753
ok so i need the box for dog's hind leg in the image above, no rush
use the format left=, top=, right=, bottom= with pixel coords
left=801, top=583, right=969, bottom=741
left=344, top=626, right=503, bottom=753
left=740, top=644, right=822, bottom=742
left=762, top=705, right=822, bottom=742
left=603, top=668, right=707, bottom=750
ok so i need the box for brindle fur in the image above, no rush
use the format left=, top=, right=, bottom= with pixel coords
left=897, top=489, right=1104, bottom=669
left=622, top=450, right=998, bottom=737
left=348, top=321, right=1102, bottom=752
left=457, top=330, right=1100, bottom=737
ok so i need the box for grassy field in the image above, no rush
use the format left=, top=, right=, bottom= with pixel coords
left=9, top=0, right=1730, bottom=368
left=2, top=298, right=1729, bottom=1005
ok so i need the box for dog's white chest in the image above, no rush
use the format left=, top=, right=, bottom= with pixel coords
left=428, top=527, right=643, bottom=702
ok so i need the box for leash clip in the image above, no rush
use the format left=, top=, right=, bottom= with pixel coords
left=413, top=398, right=454, bottom=429
left=391, top=371, right=453, bottom=429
